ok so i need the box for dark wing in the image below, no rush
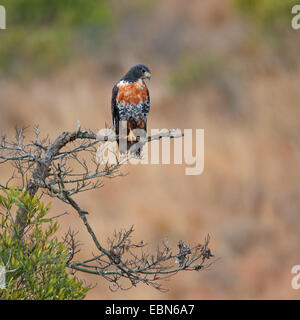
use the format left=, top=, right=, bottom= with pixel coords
left=142, top=86, right=150, bottom=132
left=111, top=84, right=119, bottom=135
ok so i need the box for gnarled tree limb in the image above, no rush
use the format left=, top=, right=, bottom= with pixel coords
left=0, top=123, right=213, bottom=291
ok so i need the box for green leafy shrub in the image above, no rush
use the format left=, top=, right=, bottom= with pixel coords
left=169, top=55, right=223, bottom=91
left=0, top=188, right=89, bottom=300
left=233, top=0, right=298, bottom=31
left=0, top=0, right=114, bottom=76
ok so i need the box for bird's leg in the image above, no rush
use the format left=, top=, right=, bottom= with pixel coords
left=126, top=129, right=136, bottom=144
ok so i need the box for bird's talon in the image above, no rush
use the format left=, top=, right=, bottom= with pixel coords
left=126, top=130, right=136, bottom=143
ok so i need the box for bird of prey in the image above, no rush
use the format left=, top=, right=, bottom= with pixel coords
left=111, top=64, right=151, bottom=156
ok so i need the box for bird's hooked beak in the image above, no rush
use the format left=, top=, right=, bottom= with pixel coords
left=143, top=71, right=151, bottom=80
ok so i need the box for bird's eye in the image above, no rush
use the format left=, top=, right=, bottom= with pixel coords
left=142, top=69, right=146, bottom=73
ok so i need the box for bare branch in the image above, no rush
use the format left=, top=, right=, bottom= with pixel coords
left=0, top=122, right=212, bottom=292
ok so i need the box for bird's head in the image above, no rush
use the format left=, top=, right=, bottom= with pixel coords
left=124, top=64, right=151, bottom=81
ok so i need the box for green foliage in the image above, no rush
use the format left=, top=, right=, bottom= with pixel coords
left=169, top=55, right=222, bottom=91
left=0, top=0, right=114, bottom=77
left=4, top=0, right=112, bottom=28
left=233, top=0, right=298, bottom=31
left=0, top=188, right=89, bottom=300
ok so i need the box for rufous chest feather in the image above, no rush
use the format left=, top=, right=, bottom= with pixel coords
left=117, top=80, right=147, bottom=106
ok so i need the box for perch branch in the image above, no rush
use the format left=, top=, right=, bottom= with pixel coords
left=0, top=123, right=212, bottom=291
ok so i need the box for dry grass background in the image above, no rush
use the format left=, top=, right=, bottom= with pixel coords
left=1, top=0, right=300, bottom=299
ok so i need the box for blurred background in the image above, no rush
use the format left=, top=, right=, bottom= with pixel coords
left=1, top=0, right=300, bottom=299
